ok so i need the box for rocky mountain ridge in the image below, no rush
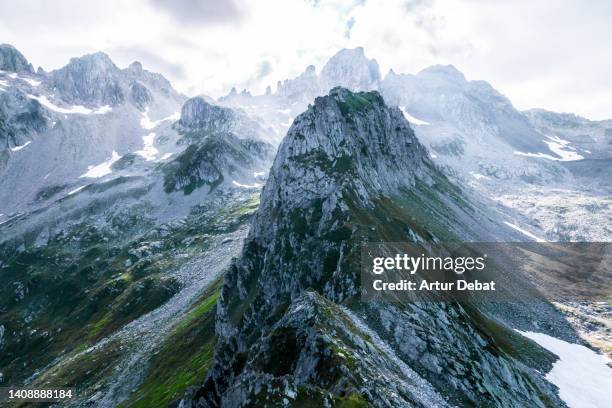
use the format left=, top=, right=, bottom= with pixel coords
left=182, top=88, right=570, bottom=407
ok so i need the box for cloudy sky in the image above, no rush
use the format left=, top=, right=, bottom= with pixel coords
left=1, top=0, right=610, bottom=119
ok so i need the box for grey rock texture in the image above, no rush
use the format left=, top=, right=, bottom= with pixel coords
left=181, top=88, right=568, bottom=408
left=51, top=52, right=126, bottom=106
left=0, top=44, right=34, bottom=73
left=180, top=97, right=235, bottom=130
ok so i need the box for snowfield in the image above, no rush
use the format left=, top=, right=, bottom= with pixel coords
left=519, top=331, right=612, bottom=408
left=503, top=221, right=546, bottom=242
left=27, top=94, right=113, bottom=115
left=10, top=141, right=32, bottom=152
left=80, top=151, right=121, bottom=178
left=399, top=106, right=430, bottom=125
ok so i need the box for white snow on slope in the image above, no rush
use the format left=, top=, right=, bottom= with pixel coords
left=400, top=106, right=430, bottom=125
left=519, top=331, right=612, bottom=408
left=80, top=151, right=121, bottom=178
left=94, top=105, right=113, bottom=114
left=27, top=95, right=112, bottom=115
left=504, top=221, right=546, bottom=242
left=232, top=180, right=262, bottom=189
left=141, top=109, right=180, bottom=130
left=10, top=141, right=31, bottom=152
left=135, top=132, right=158, bottom=161
left=137, top=110, right=180, bottom=160
left=0, top=79, right=8, bottom=87
left=67, top=185, right=87, bottom=195
left=514, top=135, right=583, bottom=161
left=470, top=171, right=489, bottom=180
left=21, top=77, right=41, bottom=87
left=253, top=171, right=266, bottom=178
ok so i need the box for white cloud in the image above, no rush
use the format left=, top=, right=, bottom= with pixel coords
left=0, top=0, right=610, bottom=119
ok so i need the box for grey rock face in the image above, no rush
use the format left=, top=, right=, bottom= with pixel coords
left=525, top=108, right=612, bottom=160
left=51, top=52, right=125, bottom=106
left=276, top=48, right=380, bottom=102
left=129, top=81, right=153, bottom=111
left=163, top=133, right=273, bottom=194
left=319, top=47, right=381, bottom=92
left=182, top=88, right=567, bottom=407
left=179, top=97, right=235, bottom=130
left=0, top=44, right=34, bottom=73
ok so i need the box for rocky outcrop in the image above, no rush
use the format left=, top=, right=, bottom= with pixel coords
left=181, top=88, right=566, bottom=407
left=130, top=81, right=153, bottom=111
left=276, top=48, right=380, bottom=102
left=0, top=44, right=34, bottom=73
left=163, top=133, right=272, bottom=194
left=179, top=97, right=235, bottom=131
left=51, top=52, right=125, bottom=106
left=319, top=47, right=381, bottom=92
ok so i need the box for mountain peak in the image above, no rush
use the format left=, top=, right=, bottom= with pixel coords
left=417, top=64, right=466, bottom=82
left=320, top=47, right=381, bottom=92
left=52, top=51, right=123, bottom=106
left=68, top=51, right=118, bottom=71
left=127, top=61, right=143, bottom=74
left=0, top=43, right=34, bottom=73
left=179, top=96, right=234, bottom=129
left=255, top=87, right=427, bottom=235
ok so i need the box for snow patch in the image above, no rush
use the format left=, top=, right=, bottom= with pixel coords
left=80, top=151, right=121, bottom=178
left=135, top=133, right=158, bottom=161
left=27, top=95, right=109, bottom=115
left=67, top=185, right=87, bottom=195
left=253, top=171, right=266, bottom=178
left=141, top=109, right=180, bottom=130
left=94, top=105, right=112, bottom=114
left=504, top=221, right=546, bottom=242
left=21, top=77, right=41, bottom=87
left=470, top=171, right=489, bottom=180
left=399, top=106, right=430, bottom=125
left=232, top=180, right=262, bottom=189
left=10, top=141, right=31, bottom=152
left=159, top=153, right=173, bottom=160
left=514, top=135, right=583, bottom=162
left=518, top=331, right=612, bottom=408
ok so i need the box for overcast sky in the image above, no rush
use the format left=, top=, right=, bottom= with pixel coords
left=1, top=0, right=610, bottom=119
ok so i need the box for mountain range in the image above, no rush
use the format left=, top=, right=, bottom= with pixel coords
left=0, top=43, right=610, bottom=407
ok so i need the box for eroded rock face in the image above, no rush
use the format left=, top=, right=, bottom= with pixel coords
left=181, top=88, right=566, bottom=407
left=179, top=97, right=235, bottom=131
left=130, top=81, right=153, bottom=111
left=51, top=52, right=125, bottom=106
left=319, top=47, right=381, bottom=92
left=0, top=44, right=34, bottom=73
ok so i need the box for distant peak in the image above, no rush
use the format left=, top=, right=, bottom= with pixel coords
left=179, top=96, right=234, bottom=129
left=0, top=43, right=34, bottom=73
left=304, top=65, right=316, bottom=75
left=331, top=46, right=365, bottom=58
left=62, top=51, right=119, bottom=74
left=320, top=47, right=381, bottom=91
left=127, top=61, right=143, bottom=73
left=418, top=64, right=466, bottom=82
